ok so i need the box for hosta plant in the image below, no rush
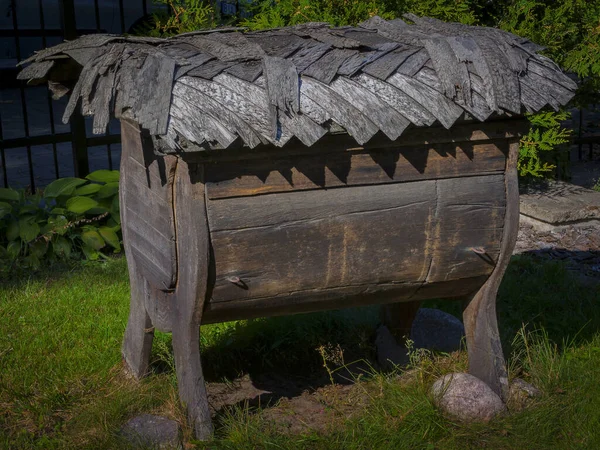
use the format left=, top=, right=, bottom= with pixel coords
left=0, top=170, right=122, bottom=274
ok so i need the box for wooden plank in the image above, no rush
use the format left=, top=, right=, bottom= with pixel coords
left=187, top=59, right=235, bottom=79
left=301, top=48, right=356, bottom=84
left=224, top=60, right=263, bottom=82
left=17, top=60, right=54, bottom=80
left=179, top=33, right=265, bottom=62
left=174, top=52, right=215, bottom=79
left=263, top=56, right=300, bottom=115
left=246, top=32, right=304, bottom=57
left=173, top=79, right=264, bottom=148
left=204, top=141, right=507, bottom=199
left=387, top=73, right=464, bottom=129
left=208, top=181, right=437, bottom=302
left=463, top=140, right=521, bottom=401
left=214, top=73, right=326, bottom=147
left=171, top=160, right=213, bottom=440
left=179, top=76, right=292, bottom=146
left=353, top=73, right=436, bottom=127
left=425, top=174, right=506, bottom=283
left=395, top=48, right=429, bottom=77
left=300, top=76, right=378, bottom=144
left=329, top=77, right=410, bottom=140
left=423, top=36, right=471, bottom=106
left=361, top=46, right=419, bottom=80
left=170, top=94, right=238, bottom=148
left=291, top=42, right=332, bottom=72
left=203, top=282, right=423, bottom=324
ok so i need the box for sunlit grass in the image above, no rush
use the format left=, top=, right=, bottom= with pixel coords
left=1, top=255, right=599, bottom=449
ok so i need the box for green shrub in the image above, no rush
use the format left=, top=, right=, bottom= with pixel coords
left=518, top=111, right=573, bottom=179
left=134, top=0, right=216, bottom=37
left=0, top=170, right=122, bottom=274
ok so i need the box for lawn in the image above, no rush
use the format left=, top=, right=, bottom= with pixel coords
left=1, top=255, right=599, bottom=449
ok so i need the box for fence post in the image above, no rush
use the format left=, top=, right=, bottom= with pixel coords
left=59, top=0, right=90, bottom=177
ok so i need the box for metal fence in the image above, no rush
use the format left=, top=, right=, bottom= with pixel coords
left=0, top=0, right=153, bottom=190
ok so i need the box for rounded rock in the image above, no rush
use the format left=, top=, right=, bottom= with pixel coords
left=431, top=373, right=507, bottom=422
left=121, top=414, right=182, bottom=449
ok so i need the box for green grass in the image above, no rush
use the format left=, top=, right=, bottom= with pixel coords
left=1, top=255, right=599, bottom=449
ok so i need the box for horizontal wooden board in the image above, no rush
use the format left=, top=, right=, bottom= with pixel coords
left=206, top=175, right=504, bottom=305
left=205, top=141, right=508, bottom=199
left=201, top=276, right=487, bottom=324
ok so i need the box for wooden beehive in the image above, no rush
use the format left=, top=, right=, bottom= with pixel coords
left=19, top=14, right=576, bottom=439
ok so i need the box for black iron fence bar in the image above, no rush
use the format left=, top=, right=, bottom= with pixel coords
left=38, top=0, right=61, bottom=179
left=1, top=133, right=72, bottom=150
left=94, top=0, right=102, bottom=32
left=0, top=111, right=7, bottom=188
left=119, top=0, right=126, bottom=33
left=10, top=0, right=36, bottom=192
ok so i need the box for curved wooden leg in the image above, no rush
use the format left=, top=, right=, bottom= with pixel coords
left=462, top=141, right=520, bottom=401
left=380, top=300, right=422, bottom=342
left=172, top=159, right=213, bottom=440
left=122, top=261, right=155, bottom=379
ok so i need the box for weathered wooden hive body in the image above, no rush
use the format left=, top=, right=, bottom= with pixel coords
left=20, top=14, right=575, bottom=439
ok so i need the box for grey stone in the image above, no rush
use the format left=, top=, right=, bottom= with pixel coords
left=375, top=324, right=409, bottom=369
left=121, top=414, right=182, bottom=450
left=431, top=373, right=507, bottom=422
left=411, top=308, right=465, bottom=353
left=508, top=378, right=542, bottom=411
left=520, top=180, right=600, bottom=225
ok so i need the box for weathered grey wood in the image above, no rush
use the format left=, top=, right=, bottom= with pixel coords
left=387, top=73, right=464, bottom=129
left=293, top=28, right=360, bottom=49
left=208, top=181, right=436, bottom=302
left=171, top=159, right=213, bottom=440
left=16, top=60, right=54, bottom=80
left=173, top=79, right=264, bottom=148
left=463, top=140, right=520, bottom=401
left=423, top=36, right=471, bottom=106
left=395, top=48, right=429, bottom=76
left=246, top=32, right=304, bottom=57
left=302, top=48, right=356, bottom=84
left=337, top=46, right=390, bottom=77
left=120, top=120, right=156, bottom=380
left=263, top=56, right=300, bottom=116
left=354, top=73, right=436, bottom=126
left=179, top=33, right=265, bottom=62
left=224, top=60, right=263, bottom=82
left=187, top=59, right=235, bottom=79
left=424, top=174, right=506, bottom=283
left=361, top=46, right=419, bottom=80
left=174, top=52, right=215, bottom=79
left=300, top=76, right=378, bottom=144
left=330, top=77, right=410, bottom=140
left=290, top=42, right=332, bottom=72
left=204, top=141, right=507, bottom=199
left=214, top=73, right=326, bottom=147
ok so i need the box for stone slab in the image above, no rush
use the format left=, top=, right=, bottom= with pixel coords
left=520, top=180, right=600, bottom=225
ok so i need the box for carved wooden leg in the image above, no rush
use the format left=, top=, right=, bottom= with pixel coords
left=380, top=300, right=421, bottom=342
left=172, top=159, right=213, bottom=440
left=122, top=261, right=155, bottom=379
left=462, top=141, right=520, bottom=401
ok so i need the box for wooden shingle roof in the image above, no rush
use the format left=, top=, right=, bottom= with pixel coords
left=18, top=15, right=577, bottom=152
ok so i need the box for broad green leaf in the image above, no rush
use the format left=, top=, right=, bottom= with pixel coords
left=81, top=245, right=100, bottom=261
left=47, top=215, right=69, bottom=235
left=0, top=201, right=12, bottom=218
left=23, top=254, right=40, bottom=270
left=99, top=226, right=121, bottom=251
left=6, top=220, right=19, bottom=241
left=111, top=195, right=120, bottom=217
left=19, top=217, right=40, bottom=243
left=86, top=207, right=109, bottom=215
left=29, top=240, right=48, bottom=258
left=50, top=207, right=67, bottom=215
left=53, top=236, right=71, bottom=258
left=44, top=178, right=87, bottom=198
left=86, top=170, right=120, bottom=183
left=0, top=188, right=20, bottom=202
left=75, top=183, right=102, bottom=196
left=66, top=196, right=99, bottom=214
left=7, top=240, right=21, bottom=260
left=81, top=229, right=105, bottom=250
left=96, top=181, right=119, bottom=199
